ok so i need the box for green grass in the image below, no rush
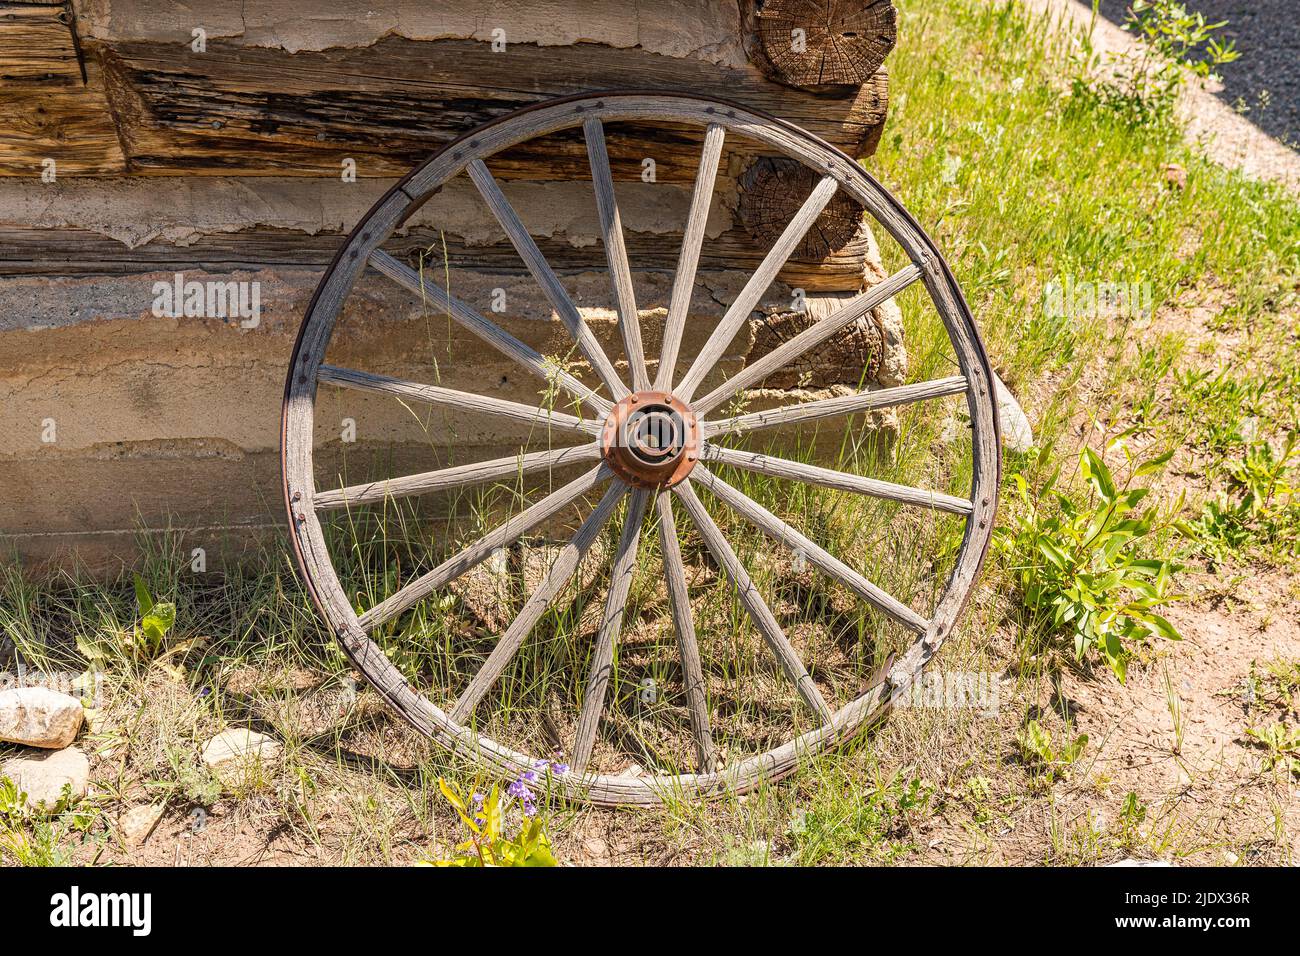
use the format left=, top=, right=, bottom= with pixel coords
left=2, top=0, right=1298, bottom=866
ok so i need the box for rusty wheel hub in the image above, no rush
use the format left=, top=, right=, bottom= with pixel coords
left=600, top=390, right=700, bottom=489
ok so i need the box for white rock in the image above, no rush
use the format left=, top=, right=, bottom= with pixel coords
left=118, top=803, right=165, bottom=848
left=993, top=373, right=1035, bottom=453
left=1107, top=858, right=1174, bottom=867
left=2, top=747, right=90, bottom=811
left=201, top=729, right=281, bottom=787
left=0, top=687, right=85, bottom=749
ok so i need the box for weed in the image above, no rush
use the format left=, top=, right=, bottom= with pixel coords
left=425, top=778, right=558, bottom=867
left=0, top=776, right=103, bottom=867
left=1245, top=723, right=1300, bottom=777
left=788, top=771, right=934, bottom=865
left=1019, top=718, right=1088, bottom=782
left=1072, top=0, right=1238, bottom=128
left=1118, top=790, right=1148, bottom=850
left=998, top=447, right=1184, bottom=680
left=1183, top=434, right=1300, bottom=563
left=1163, top=662, right=1184, bottom=755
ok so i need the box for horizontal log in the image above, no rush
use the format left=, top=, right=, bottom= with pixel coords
left=0, top=223, right=879, bottom=292
left=45, top=35, right=886, bottom=180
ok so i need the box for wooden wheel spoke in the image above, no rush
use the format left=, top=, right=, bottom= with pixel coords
left=572, top=487, right=651, bottom=774
left=315, top=443, right=601, bottom=511
left=450, top=481, right=629, bottom=723
left=693, top=262, right=926, bottom=416
left=705, top=375, right=967, bottom=439
left=467, top=159, right=629, bottom=400
left=673, top=479, right=833, bottom=725
left=318, top=365, right=599, bottom=436
left=655, top=491, right=718, bottom=771
left=655, top=123, right=726, bottom=392
left=282, top=93, right=1003, bottom=806
left=676, top=174, right=839, bottom=402
left=357, top=465, right=612, bottom=630
left=584, top=118, right=649, bottom=392
left=692, top=465, right=928, bottom=634
left=367, top=250, right=611, bottom=417
left=701, top=443, right=974, bottom=516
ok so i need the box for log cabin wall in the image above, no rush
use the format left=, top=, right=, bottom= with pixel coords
left=0, top=0, right=901, bottom=572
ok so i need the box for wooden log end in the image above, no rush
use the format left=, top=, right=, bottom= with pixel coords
left=737, top=156, right=866, bottom=261
left=749, top=0, right=898, bottom=89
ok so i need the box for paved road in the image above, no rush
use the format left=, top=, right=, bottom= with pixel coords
left=1097, top=1, right=1299, bottom=148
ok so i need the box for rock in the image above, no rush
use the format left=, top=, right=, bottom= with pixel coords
left=937, top=373, right=1034, bottom=453
left=992, top=373, right=1034, bottom=453
left=201, top=729, right=282, bottom=787
left=520, top=538, right=609, bottom=596
left=0, top=687, right=85, bottom=749
left=2, top=747, right=90, bottom=811
left=117, top=803, right=165, bottom=847
left=1107, top=858, right=1173, bottom=867
left=448, top=560, right=514, bottom=630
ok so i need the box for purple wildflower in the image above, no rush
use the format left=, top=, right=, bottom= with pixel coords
left=506, top=777, right=531, bottom=801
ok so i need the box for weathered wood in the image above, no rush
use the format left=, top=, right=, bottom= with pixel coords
left=692, top=465, right=927, bottom=633
left=368, top=249, right=612, bottom=416
left=572, top=487, right=650, bottom=774
left=0, top=223, right=881, bottom=292
left=655, top=491, right=718, bottom=771
left=584, top=118, right=648, bottom=391
left=72, top=36, right=888, bottom=179
left=693, top=261, right=922, bottom=414
left=743, top=0, right=898, bottom=88
left=702, top=442, right=974, bottom=515
left=738, top=156, right=866, bottom=260
left=655, top=123, right=725, bottom=391
left=317, top=364, right=600, bottom=437
left=280, top=94, right=1001, bottom=807
left=674, top=478, right=833, bottom=724
left=676, top=174, right=839, bottom=400
left=705, top=375, right=969, bottom=437
left=357, top=465, right=612, bottom=630
left=0, top=5, right=125, bottom=175
left=450, top=481, right=628, bottom=723
left=468, top=158, right=628, bottom=400
left=315, top=443, right=601, bottom=511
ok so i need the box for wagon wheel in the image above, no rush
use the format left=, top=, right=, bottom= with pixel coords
left=282, top=92, right=1000, bottom=807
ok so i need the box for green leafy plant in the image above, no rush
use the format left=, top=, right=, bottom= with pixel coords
left=1118, top=790, right=1148, bottom=848
left=132, top=574, right=177, bottom=657
left=0, top=776, right=101, bottom=867
left=1254, top=658, right=1300, bottom=713
left=1183, top=434, right=1299, bottom=563
left=1245, top=723, right=1300, bottom=776
left=998, top=448, right=1184, bottom=681
left=74, top=573, right=178, bottom=668
left=1073, top=0, right=1239, bottom=127
left=788, top=772, right=934, bottom=865
left=425, top=779, right=558, bottom=867
left=1019, top=718, right=1088, bottom=782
